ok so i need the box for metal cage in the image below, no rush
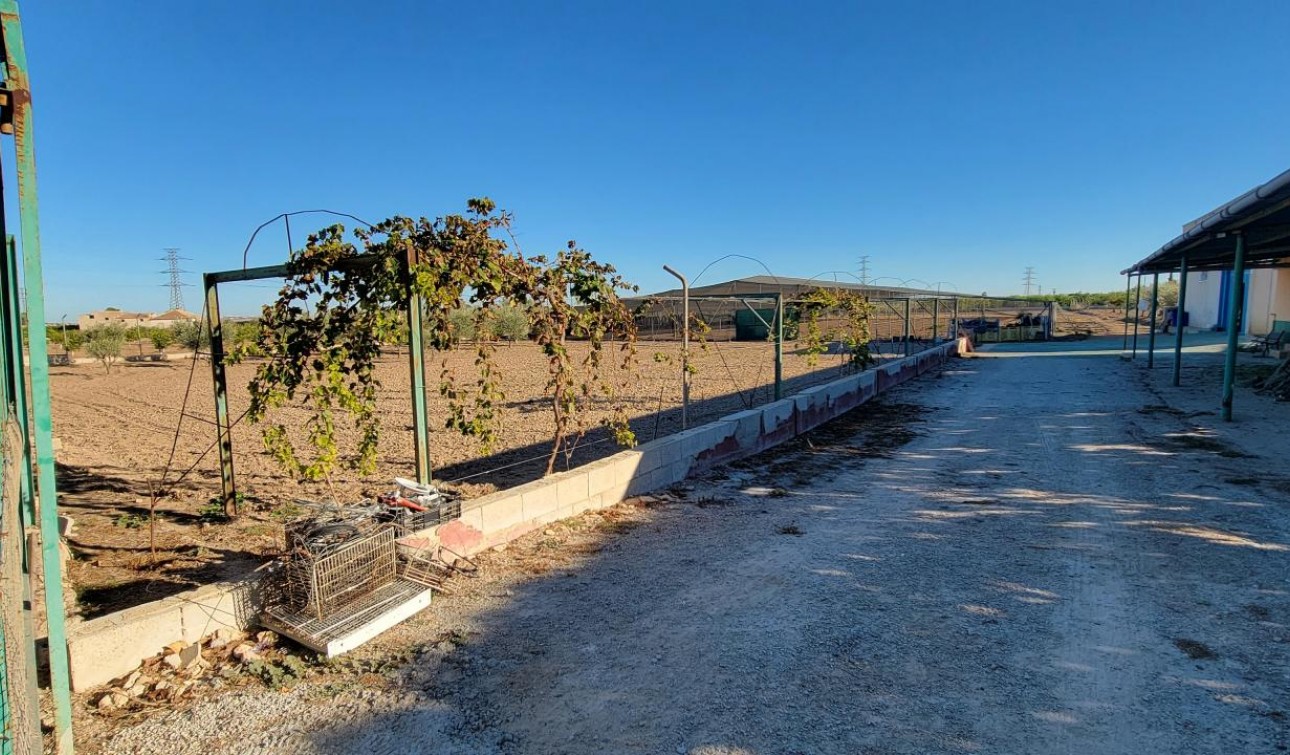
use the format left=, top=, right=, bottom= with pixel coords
left=278, top=523, right=400, bottom=620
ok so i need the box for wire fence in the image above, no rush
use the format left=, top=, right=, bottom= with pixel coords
left=1, top=418, right=38, bottom=755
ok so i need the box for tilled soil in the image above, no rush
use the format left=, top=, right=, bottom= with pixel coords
left=82, top=350, right=1290, bottom=754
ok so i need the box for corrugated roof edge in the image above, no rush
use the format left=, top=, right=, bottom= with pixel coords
left=1122, top=167, right=1290, bottom=274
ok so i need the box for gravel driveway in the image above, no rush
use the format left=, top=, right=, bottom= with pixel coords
left=94, top=350, right=1290, bottom=754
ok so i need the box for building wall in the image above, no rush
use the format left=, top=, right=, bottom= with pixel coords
left=77, top=312, right=149, bottom=330
left=77, top=313, right=198, bottom=330
left=1245, top=269, right=1278, bottom=335
left=1184, top=266, right=1289, bottom=335
left=1183, top=271, right=1224, bottom=330
left=1272, top=269, right=1290, bottom=330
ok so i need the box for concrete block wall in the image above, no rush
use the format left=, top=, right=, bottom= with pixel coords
left=65, top=340, right=959, bottom=692
left=66, top=578, right=260, bottom=692
left=434, top=340, right=958, bottom=556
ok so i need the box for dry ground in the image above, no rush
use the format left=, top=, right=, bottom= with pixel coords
left=79, top=345, right=1290, bottom=754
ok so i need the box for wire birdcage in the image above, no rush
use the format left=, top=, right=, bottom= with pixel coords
left=276, top=521, right=400, bottom=620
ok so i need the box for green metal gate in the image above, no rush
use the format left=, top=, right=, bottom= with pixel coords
left=0, top=2, right=76, bottom=751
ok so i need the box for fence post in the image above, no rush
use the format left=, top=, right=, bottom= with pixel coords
left=1147, top=273, right=1159, bottom=368
left=1132, top=275, right=1143, bottom=358
left=932, top=298, right=939, bottom=343
left=1221, top=233, right=1246, bottom=421
left=774, top=293, right=784, bottom=401
left=663, top=265, right=689, bottom=428
left=405, top=248, right=431, bottom=484
left=1, top=7, right=76, bottom=744
left=1173, top=253, right=1189, bottom=387
left=205, top=275, right=237, bottom=517
left=903, top=298, right=911, bottom=356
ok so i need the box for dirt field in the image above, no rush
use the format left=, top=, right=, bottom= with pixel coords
left=53, top=339, right=893, bottom=617
left=80, top=344, right=1290, bottom=754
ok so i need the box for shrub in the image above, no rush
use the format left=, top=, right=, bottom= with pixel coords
left=490, top=303, right=530, bottom=341
left=172, top=320, right=208, bottom=350
left=149, top=328, right=175, bottom=350
left=85, top=325, right=127, bottom=373
left=446, top=307, right=476, bottom=344
left=62, top=329, right=85, bottom=352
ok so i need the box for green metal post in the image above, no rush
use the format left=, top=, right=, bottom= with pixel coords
left=405, top=250, right=431, bottom=484
left=903, top=298, right=911, bottom=356
left=952, top=297, right=959, bottom=342
left=1146, top=273, right=1159, bottom=368
left=1173, top=254, right=1188, bottom=387
left=1, top=237, right=31, bottom=511
left=0, top=234, right=39, bottom=749
left=1221, top=234, right=1247, bottom=422
left=205, top=275, right=237, bottom=517
left=932, top=298, right=940, bottom=343
left=1131, top=275, right=1142, bottom=358
left=0, top=3, right=74, bottom=746
left=1122, top=275, right=1132, bottom=351
left=774, top=293, right=783, bottom=401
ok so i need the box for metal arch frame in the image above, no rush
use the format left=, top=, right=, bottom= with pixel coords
left=203, top=255, right=433, bottom=517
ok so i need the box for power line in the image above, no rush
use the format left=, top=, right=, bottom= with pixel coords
left=160, top=248, right=192, bottom=311
left=858, top=255, right=870, bottom=287
left=1022, top=266, right=1037, bottom=296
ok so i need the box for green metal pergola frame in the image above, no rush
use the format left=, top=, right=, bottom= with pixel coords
left=203, top=252, right=433, bottom=517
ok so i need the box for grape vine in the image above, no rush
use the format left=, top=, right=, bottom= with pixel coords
left=239, top=199, right=638, bottom=482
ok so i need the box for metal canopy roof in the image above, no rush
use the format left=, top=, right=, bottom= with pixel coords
left=1123, top=167, right=1290, bottom=275
left=646, top=275, right=946, bottom=299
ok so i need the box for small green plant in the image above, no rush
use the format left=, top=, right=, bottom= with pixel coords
left=268, top=502, right=304, bottom=522
left=198, top=498, right=232, bottom=522
left=113, top=513, right=145, bottom=529
left=246, top=654, right=311, bottom=689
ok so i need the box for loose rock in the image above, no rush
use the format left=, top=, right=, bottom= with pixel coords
left=232, top=644, right=261, bottom=663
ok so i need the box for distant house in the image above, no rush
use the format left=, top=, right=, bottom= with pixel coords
left=78, top=308, right=201, bottom=330
left=148, top=309, right=201, bottom=327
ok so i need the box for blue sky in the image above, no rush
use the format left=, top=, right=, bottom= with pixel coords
left=22, top=0, right=1290, bottom=317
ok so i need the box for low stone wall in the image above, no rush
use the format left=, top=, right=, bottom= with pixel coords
left=65, top=339, right=960, bottom=691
